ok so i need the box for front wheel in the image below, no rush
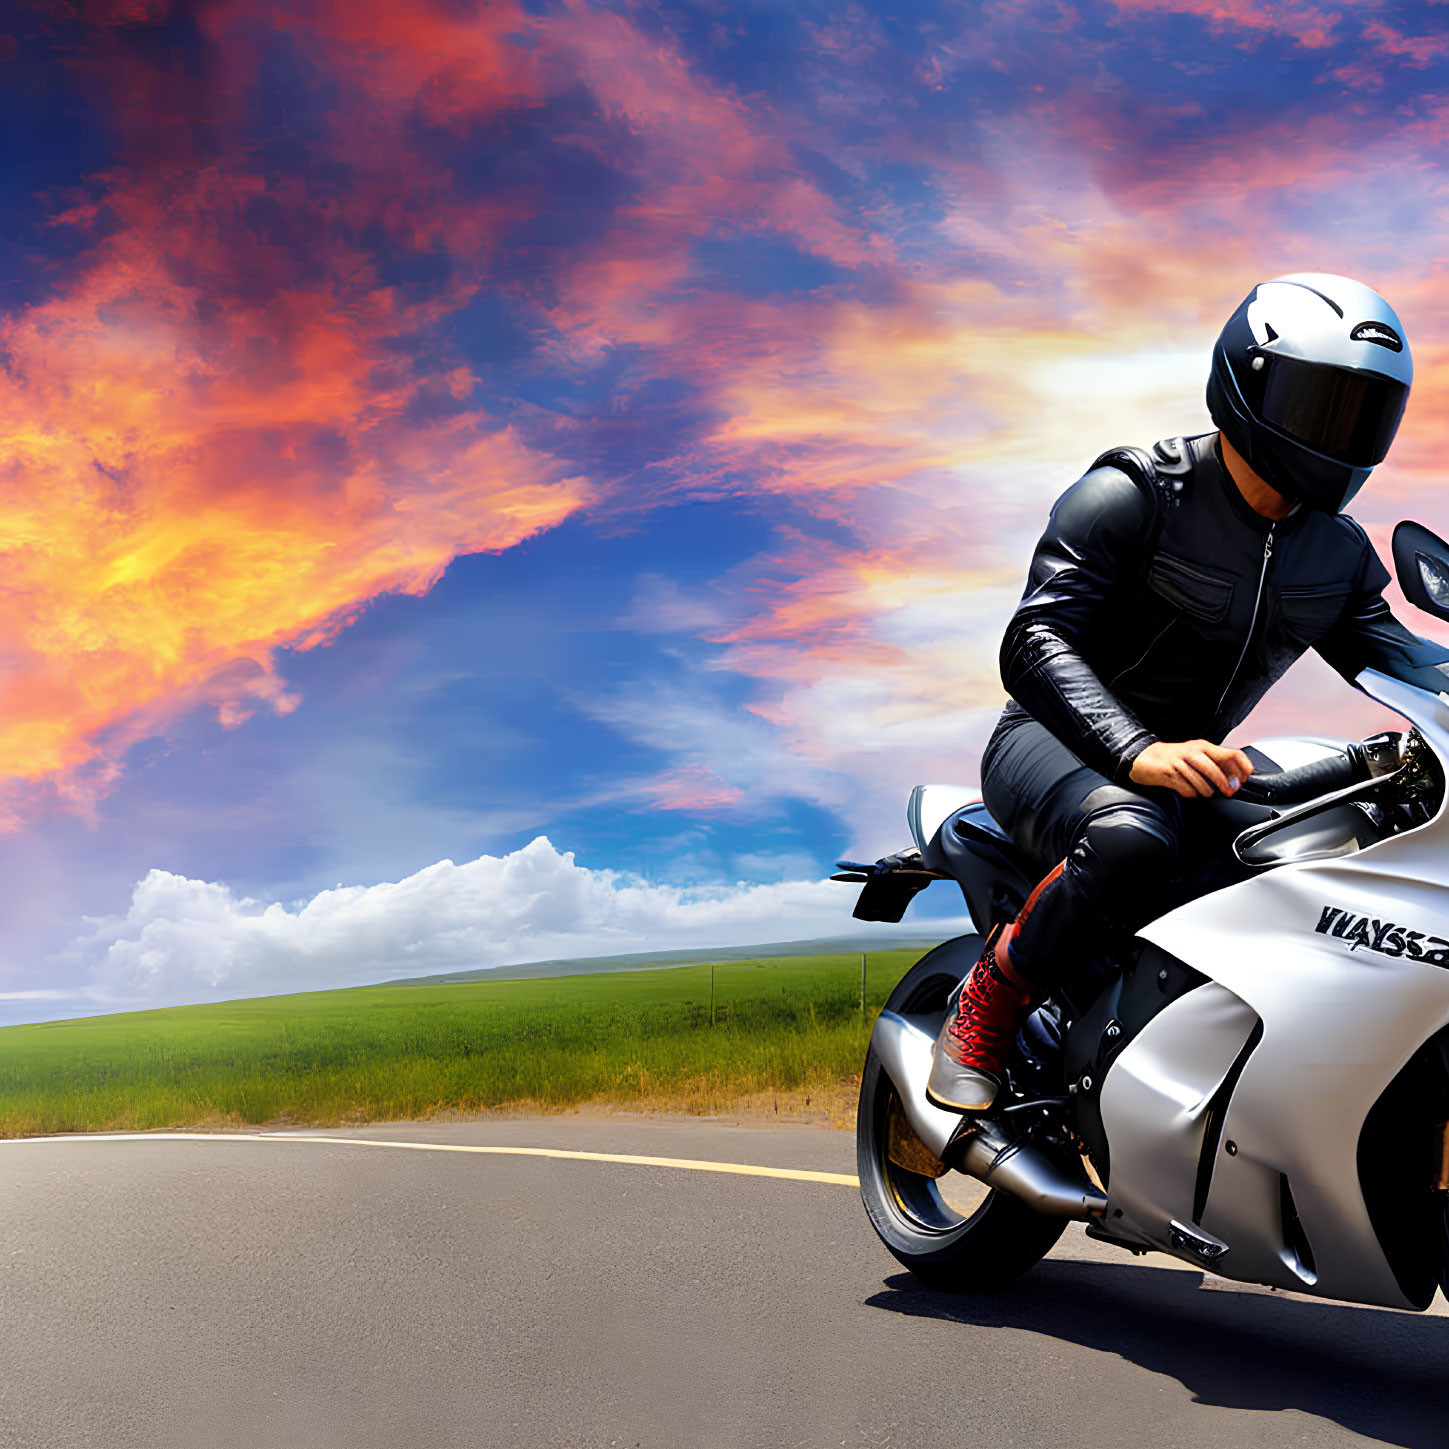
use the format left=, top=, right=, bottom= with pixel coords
left=856, top=937, right=1067, bottom=1291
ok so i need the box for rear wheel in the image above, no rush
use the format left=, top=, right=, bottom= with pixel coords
left=857, top=937, right=1067, bottom=1291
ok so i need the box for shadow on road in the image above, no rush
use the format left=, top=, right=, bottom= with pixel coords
left=867, top=1260, right=1449, bottom=1448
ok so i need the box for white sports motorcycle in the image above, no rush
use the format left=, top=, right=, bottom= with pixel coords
left=841, top=521, right=1449, bottom=1308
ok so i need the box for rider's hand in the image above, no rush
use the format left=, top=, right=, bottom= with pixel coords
left=1129, top=740, right=1255, bottom=799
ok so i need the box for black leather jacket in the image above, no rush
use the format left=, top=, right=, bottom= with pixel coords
left=1000, top=432, right=1449, bottom=783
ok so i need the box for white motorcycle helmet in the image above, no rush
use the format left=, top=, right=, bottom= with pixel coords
left=1206, top=272, right=1414, bottom=513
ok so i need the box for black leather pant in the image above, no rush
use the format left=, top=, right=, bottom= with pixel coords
left=980, top=706, right=1182, bottom=988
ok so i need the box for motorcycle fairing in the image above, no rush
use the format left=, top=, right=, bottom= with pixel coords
left=1102, top=669, right=1449, bottom=1309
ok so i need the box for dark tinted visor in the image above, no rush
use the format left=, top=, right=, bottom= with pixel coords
left=1260, top=354, right=1409, bottom=467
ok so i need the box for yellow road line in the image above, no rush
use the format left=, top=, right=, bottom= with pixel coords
left=4, top=1130, right=861, bottom=1187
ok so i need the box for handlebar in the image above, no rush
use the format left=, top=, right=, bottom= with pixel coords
left=1232, top=732, right=1402, bottom=808
left=1233, top=750, right=1365, bottom=808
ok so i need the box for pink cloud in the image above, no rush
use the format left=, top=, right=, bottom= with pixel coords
left=1104, top=0, right=1348, bottom=49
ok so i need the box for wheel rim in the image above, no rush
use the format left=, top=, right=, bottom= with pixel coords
left=871, top=1075, right=990, bottom=1237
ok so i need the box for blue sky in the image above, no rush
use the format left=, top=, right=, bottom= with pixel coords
left=3, top=0, right=1449, bottom=1016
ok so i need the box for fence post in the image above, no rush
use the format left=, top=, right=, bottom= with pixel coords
left=861, top=952, right=866, bottom=1014
left=710, top=964, right=716, bottom=1026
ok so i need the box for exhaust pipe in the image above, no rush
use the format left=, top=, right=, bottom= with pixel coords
left=870, top=1009, right=1107, bottom=1222
left=871, top=1009, right=964, bottom=1160
left=957, top=1120, right=1106, bottom=1222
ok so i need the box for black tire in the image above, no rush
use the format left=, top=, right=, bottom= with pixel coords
left=856, top=936, right=1067, bottom=1292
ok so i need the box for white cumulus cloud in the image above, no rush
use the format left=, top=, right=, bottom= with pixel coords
left=71, top=836, right=965, bottom=1009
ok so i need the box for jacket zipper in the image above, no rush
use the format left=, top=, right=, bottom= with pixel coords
left=1214, top=525, right=1274, bottom=720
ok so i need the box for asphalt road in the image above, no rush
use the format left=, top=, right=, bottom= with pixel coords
left=3, top=1116, right=1447, bottom=1449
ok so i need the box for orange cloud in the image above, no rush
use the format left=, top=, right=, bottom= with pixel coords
left=0, top=3, right=589, bottom=816
left=1, top=0, right=894, bottom=823
left=0, top=235, right=588, bottom=802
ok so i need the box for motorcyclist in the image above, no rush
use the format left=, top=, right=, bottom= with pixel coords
left=928, top=272, right=1449, bottom=1113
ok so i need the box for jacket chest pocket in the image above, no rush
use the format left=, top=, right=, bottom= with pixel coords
left=1277, top=582, right=1348, bottom=644
left=1147, top=550, right=1235, bottom=623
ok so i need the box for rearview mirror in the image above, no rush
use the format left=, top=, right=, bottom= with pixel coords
left=1392, top=520, right=1449, bottom=623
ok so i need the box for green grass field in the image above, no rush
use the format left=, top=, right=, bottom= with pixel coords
left=0, top=949, right=938, bottom=1137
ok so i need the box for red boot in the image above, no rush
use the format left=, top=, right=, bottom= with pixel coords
left=926, top=924, right=1037, bottom=1112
